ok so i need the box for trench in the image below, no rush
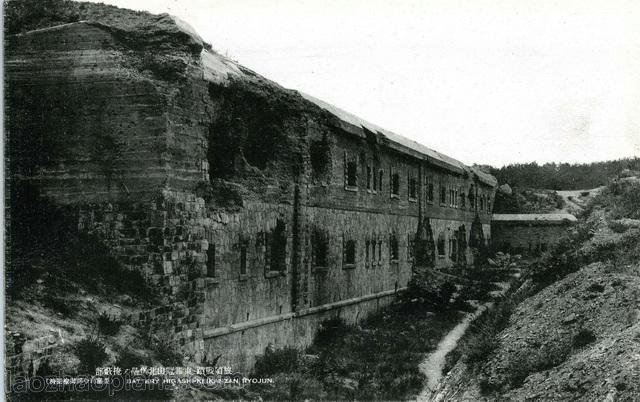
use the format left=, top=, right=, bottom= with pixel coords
left=416, top=278, right=514, bottom=402
left=415, top=303, right=489, bottom=402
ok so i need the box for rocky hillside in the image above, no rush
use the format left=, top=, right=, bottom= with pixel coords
left=433, top=176, right=640, bottom=401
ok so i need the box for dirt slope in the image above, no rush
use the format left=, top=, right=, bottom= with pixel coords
left=486, top=262, right=640, bottom=400
left=433, top=178, right=640, bottom=401
left=555, top=187, right=603, bottom=215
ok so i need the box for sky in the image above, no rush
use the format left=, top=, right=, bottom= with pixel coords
left=84, top=0, right=640, bottom=167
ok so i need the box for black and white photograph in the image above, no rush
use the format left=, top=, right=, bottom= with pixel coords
left=3, top=0, right=640, bottom=400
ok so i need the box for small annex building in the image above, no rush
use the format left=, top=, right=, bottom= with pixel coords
left=491, top=213, right=578, bottom=254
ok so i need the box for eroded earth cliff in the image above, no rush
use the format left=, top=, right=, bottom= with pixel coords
left=432, top=177, right=640, bottom=401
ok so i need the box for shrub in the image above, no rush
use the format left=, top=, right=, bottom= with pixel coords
left=388, top=372, right=424, bottom=397
left=253, top=346, right=301, bottom=377
left=312, top=318, right=350, bottom=349
left=442, top=348, right=462, bottom=375
left=403, top=273, right=456, bottom=312
left=4, top=0, right=80, bottom=35
left=111, top=348, right=175, bottom=400
left=529, top=236, right=582, bottom=291
left=457, top=299, right=516, bottom=368
left=466, top=267, right=511, bottom=283
left=572, top=328, right=596, bottom=348
left=505, top=354, right=534, bottom=388
left=618, top=231, right=640, bottom=266
left=618, top=181, right=640, bottom=219
left=465, top=328, right=500, bottom=364
left=596, top=180, right=640, bottom=219
left=243, top=302, right=461, bottom=401
left=460, top=281, right=502, bottom=302
left=74, top=337, right=108, bottom=374
left=115, top=348, right=151, bottom=369
left=150, top=337, right=183, bottom=367
left=42, top=295, right=79, bottom=316
left=575, top=219, right=597, bottom=242
left=504, top=343, right=570, bottom=389
left=479, top=377, right=501, bottom=395
left=608, top=220, right=628, bottom=233
left=97, top=312, right=122, bottom=336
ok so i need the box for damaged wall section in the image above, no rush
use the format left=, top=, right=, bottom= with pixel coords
left=6, top=10, right=498, bottom=373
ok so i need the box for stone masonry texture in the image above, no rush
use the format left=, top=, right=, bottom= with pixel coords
left=5, top=10, right=498, bottom=371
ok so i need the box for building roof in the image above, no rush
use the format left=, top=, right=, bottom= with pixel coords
left=21, top=18, right=498, bottom=188
left=469, top=166, right=498, bottom=188
left=492, top=213, right=578, bottom=224
left=299, top=92, right=497, bottom=187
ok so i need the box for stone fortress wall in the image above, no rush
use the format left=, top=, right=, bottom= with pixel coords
left=6, top=14, right=497, bottom=371
left=491, top=214, right=578, bottom=255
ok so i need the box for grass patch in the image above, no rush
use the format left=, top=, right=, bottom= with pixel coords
left=465, top=267, right=513, bottom=284
left=40, top=294, right=79, bottom=317
left=457, top=281, right=501, bottom=303
left=253, top=346, right=301, bottom=377
left=97, top=312, right=122, bottom=336
left=11, top=344, right=174, bottom=400
left=401, top=269, right=461, bottom=313
left=247, top=304, right=460, bottom=401
left=115, top=347, right=151, bottom=369
left=442, top=348, right=462, bottom=375
left=608, top=220, right=628, bottom=233
left=473, top=331, right=573, bottom=394
left=444, top=290, right=523, bottom=386
left=149, top=336, right=184, bottom=367
left=504, top=342, right=571, bottom=389
left=462, top=302, right=513, bottom=365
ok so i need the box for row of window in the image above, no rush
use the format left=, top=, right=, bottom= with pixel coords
left=345, top=155, right=491, bottom=211
left=206, top=225, right=475, bottom=279
left=205, top=220, right=288, bottom=278
left=347, top=160, right=420, bottom=200
left=428, top=181, right=491, bottom=212
left=325, top=231, right=470, bottom=269
left=339, top=234, right=413, bottom=267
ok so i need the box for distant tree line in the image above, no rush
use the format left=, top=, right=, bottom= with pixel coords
left=489, top=157, right=640, bottom=190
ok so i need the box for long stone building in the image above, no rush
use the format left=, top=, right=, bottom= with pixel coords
left=6, top=10, right=497, bottom=370
left=492, top=213, right=577, bottom=255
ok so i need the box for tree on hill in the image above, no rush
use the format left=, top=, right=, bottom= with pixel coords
left=489, top=157, right=640, bottom=190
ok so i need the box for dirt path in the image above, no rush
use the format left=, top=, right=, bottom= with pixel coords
left=416, top=272, right=519, bottom=402
left=416, top=304, right=489, bottom=401
left=554, top=187, right=604, bottom=214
